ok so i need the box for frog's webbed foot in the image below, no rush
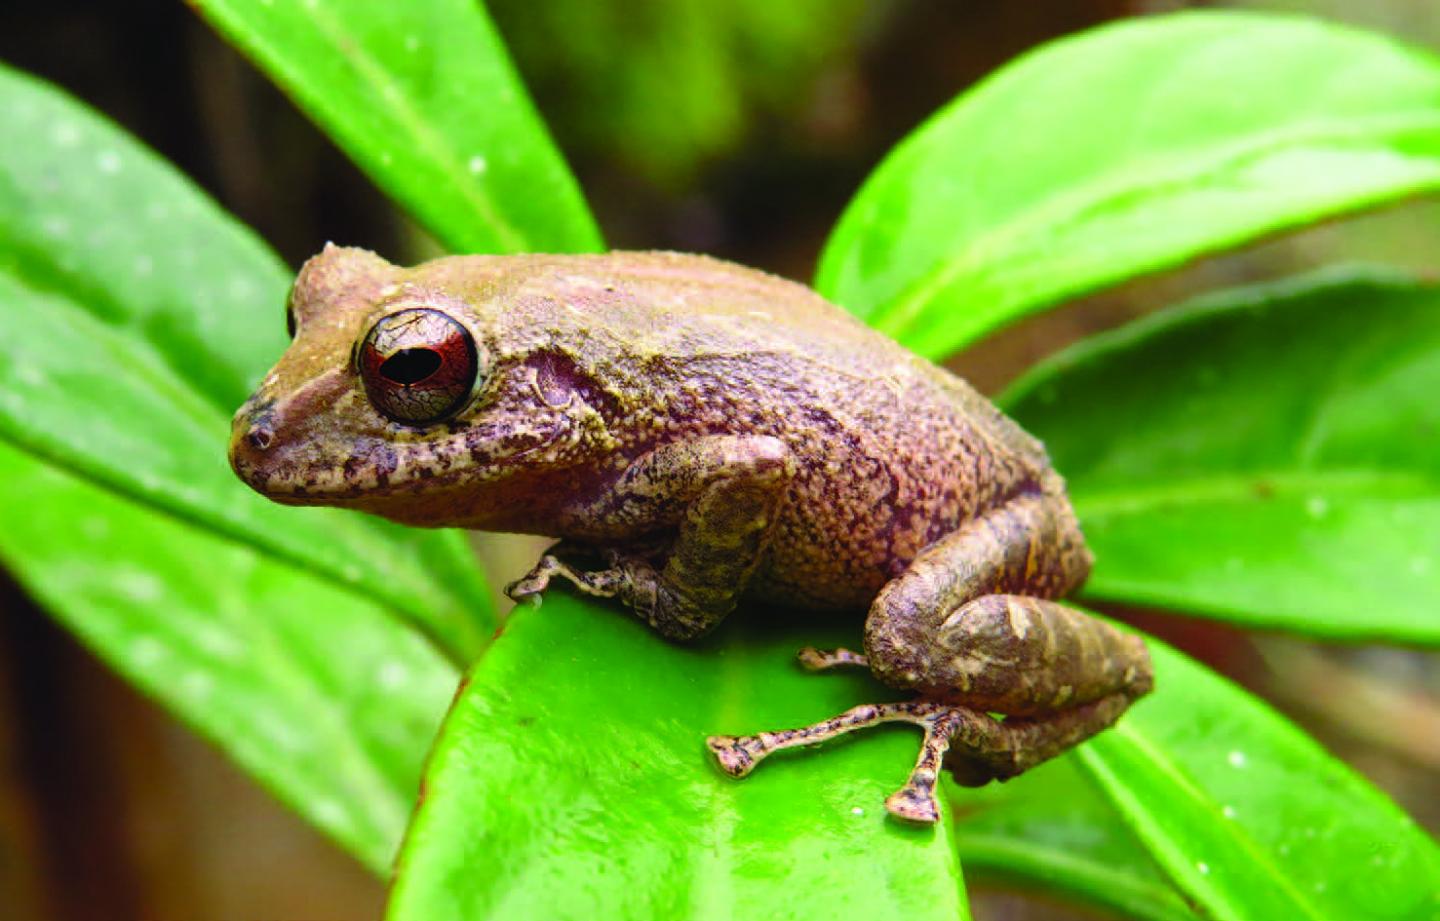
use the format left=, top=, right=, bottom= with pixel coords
left=507, top=543, right=664, bottom=606
left=505, top=542, right=648, bottom=605
left=706, top=692, right=1135, bottom=824
left=707, top=700, right=967, bottom=823
left=508, top=541, right=723, bottom=638
left=796, top=646, right=869, bottom=671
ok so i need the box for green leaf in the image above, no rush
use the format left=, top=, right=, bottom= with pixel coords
left=1080, top=633, right=1440, bottom=921
left=1003, top=269, right=1440, bottom=642
left=187, top=0, right=602, bottom=255
left=0, top=440, right=460, bottom=873
left=387, top=594, right=969, bottom=921
left=0, top=57, right=491, bottom=871
left=816, top=11, right=1440, bottom=358
left=0, top=63, right=493, bottom=659
left=951, top=757, right=1198, bottom=921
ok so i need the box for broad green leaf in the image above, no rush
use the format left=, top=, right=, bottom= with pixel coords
left=0, top=63, right=492, bottom=658
left=1080, top=632, right=1440, bottom=921
left=187, top=0, right=602, bottom=255
left=816, top=12, right=1440, bottom=358
left=951, top=757, right=1197, bottom=921
left=1003, top=269, right=1440, bottom=642
left=0, top=440, right=460, bottom=872
left=387, top=594, right=969, bottom=921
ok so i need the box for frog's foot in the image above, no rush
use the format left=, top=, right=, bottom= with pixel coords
left=507, top=542, right=737, bottom=641
left=796, top=646, right=869, bottom=672
left=706, top=700, right=970, bottom=824
left=504, top=545, right=629, bottom=604
left=706, top=692, right=1135, bottom=824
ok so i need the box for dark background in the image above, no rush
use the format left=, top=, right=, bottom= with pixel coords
left=2, top=1, right=1438, bottom=918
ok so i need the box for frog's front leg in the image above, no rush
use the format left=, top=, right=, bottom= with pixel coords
left=708, top=490, right=1153, bottom=823
left=506, top=435, right=794, bottom=640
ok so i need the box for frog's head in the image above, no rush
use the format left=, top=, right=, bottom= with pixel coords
left=229, top=245, right=603, bottom=529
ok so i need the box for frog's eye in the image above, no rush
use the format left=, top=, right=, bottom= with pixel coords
left=358, top=308, right=479, bottom=425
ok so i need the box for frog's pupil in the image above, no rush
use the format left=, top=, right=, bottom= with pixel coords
left=380, top=348, right=443, bottom=385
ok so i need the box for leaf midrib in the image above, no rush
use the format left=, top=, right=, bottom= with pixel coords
left=1086, top=723, right=1328, bottom=921
left=953, top=831, right=1196, bottom=921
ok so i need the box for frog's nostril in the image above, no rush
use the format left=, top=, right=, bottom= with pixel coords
left=246, top=424, right=275, bottom=451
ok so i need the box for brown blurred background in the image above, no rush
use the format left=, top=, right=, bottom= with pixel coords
left=2, top=1, right=1438, bottom=918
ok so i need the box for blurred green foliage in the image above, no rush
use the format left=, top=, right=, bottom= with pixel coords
left=490, top=0, right=872, bottom=184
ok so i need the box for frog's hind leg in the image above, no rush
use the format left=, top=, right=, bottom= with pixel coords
left=855, top=491, right=1153, bottom=801
left=708, top=490, right=1153, bottom=824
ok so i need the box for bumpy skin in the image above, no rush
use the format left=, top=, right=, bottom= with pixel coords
left=230, top=245, right=1153, bottom=823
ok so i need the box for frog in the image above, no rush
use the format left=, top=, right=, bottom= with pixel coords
left=229, top=244, right=1154, bottom=823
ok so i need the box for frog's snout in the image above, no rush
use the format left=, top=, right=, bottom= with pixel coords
left=229, top=402, right=315, bottom=503
left=229, top=367, right=360, bottom=500
left=229, top=398, right=281, bottom=493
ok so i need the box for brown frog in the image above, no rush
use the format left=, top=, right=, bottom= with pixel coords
left=229, top=245, right=1153, bottom=823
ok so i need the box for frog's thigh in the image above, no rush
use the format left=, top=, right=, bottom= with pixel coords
left=585, top=434, right=794, bottom=640
left=865, top=493, right=1150, bottom=716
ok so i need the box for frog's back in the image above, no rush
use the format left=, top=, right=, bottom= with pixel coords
left=413, top=251, right=1060, bottom=609
left=415, top=251, right=1036, bottom=445
left=475, top=249, right=1050, bottom=468
left=415, top=250, right=884, bottom=360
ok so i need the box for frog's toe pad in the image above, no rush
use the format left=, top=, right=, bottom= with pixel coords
left=503, top=577, right=544, bottom=604
left=885, top=785, right=941, bottom=824
left=505, top=555, right=561, bottom=602
left=706, top=735, right=760, bottom=777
